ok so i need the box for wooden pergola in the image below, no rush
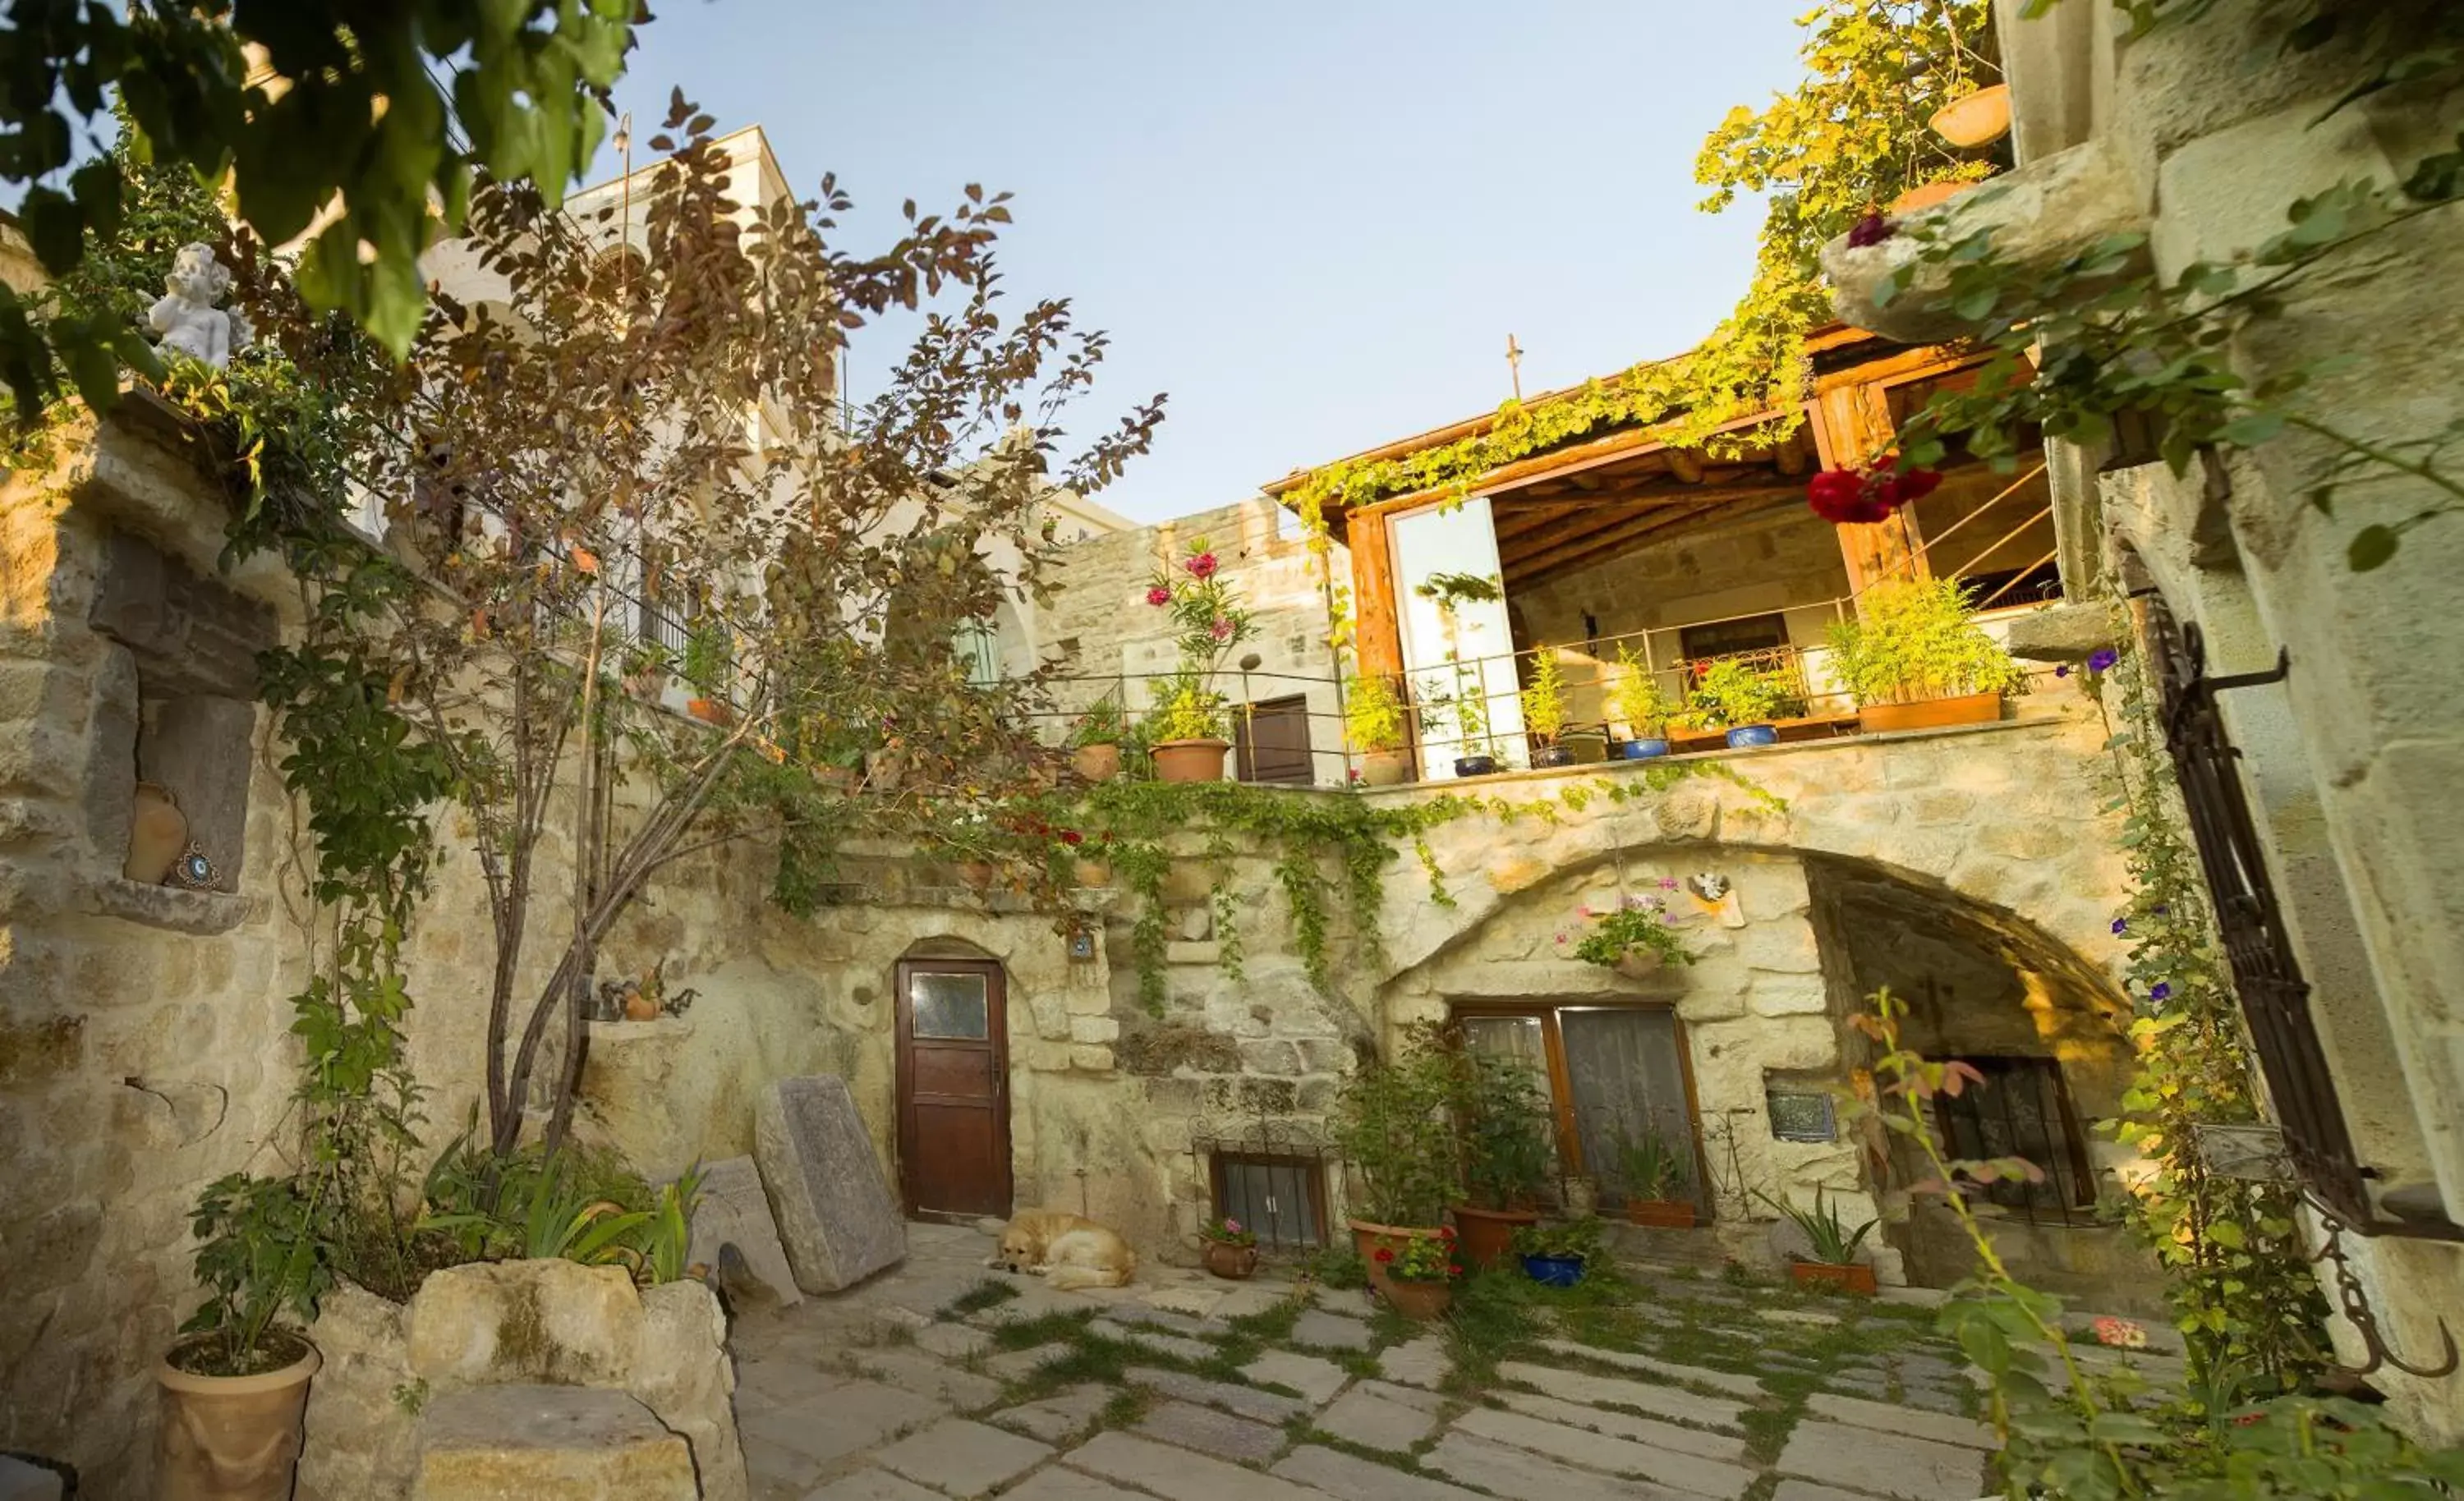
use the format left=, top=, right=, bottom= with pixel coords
left=1262, top=328, right=1994, bottom=686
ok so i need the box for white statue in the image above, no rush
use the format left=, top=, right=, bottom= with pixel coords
left=147, top=243, right=253, bottom=368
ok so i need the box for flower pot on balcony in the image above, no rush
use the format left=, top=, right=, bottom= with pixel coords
left=1522, top=1253, right=1586, bottom=1288
left=1531, top=746, right=1575, bottom=769
left=1625, top=1199, right=1698, bottom=1230
left=686, top=697, right=732, bottom=726
left=1790, top=1260, right=1879, bottom=1296
left=1620, top=738, right=1671, bottom=760
left=1072, top=742, right=1123, bottom=783
left=1450, top=1205, right=1539, bottom=1270
left=1859, top=691, right=2004, bottom=735
left=1453, top=754, right=1498, bottom=778
left=1202, top=1241, right=1259, bottom=1280
left=1888, top=178, right=1976, bottom=214
left=1361, top=748, right=1412, bottom=787
left=1152, top=737, right=1229, bottom=783
left=158, top=1336, right=320, bottom=1501
left=1930, top=83, right=2011, bottom=148
left=1725, top=724, right=1779, bottom=749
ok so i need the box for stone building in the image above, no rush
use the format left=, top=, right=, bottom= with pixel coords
left=1817, top=0, right=2464, bottom=1444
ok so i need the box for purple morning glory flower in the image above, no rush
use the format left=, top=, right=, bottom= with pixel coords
left=2054, top=664, right=2071, bottom=678
left=2112, top=918, right=2128, bottom=935
left=2089, top=648, right=2120, bottom=672
left=2149, top=982, right=2172, bottom=1001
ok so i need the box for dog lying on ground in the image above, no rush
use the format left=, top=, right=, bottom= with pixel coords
left=990, top=1207, right=1138, bottom=1290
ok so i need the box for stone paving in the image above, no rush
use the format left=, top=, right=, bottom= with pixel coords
left=729, top=1221, right=2188, bottom=1501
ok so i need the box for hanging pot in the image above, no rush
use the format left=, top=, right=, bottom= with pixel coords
left=126, top=782, right=189, bottom=884
left=158, top=1337, right=320, bottom=1501
left=1929, top=83, right=2011, bottom=149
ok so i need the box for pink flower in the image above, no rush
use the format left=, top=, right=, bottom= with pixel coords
left=1147, top=585, right=1171, bottom=607
left=1186, top=551, right=1219, bottom=579
left=1209, top=618, right=1234, bottom=640
left=2092, top=1316, right=2149, bottom=1350
left=1658, top=877, right=1680, bottom=890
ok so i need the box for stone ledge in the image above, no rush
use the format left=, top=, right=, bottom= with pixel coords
left=586, top=1015, right=696, bottom=1043
left=80, top=874, right=254, bottom=935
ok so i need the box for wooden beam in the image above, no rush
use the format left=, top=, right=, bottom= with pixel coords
left=1666, top=448, right=1706, bottom=484
left=1501, top=497, right=1759, bottom=581
left=1509, top=498, right=1804, bottom=587
left=1349, top=510, right=1404, bottom=685
left=1810, top=380, right=1928, bottom=605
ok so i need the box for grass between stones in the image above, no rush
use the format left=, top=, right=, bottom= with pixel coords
left=942, top=1278, right=1022, bottom=1319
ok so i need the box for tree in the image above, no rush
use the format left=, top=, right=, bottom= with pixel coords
left=237, top=94, right=1165, bottom=1154
left=0, top=0, right=636, bottom=418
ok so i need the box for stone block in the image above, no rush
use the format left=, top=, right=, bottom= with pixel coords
left=1136, top=1399, right=1289, bottom=1463
left=685, top=1156, right=802, bottom=1309
left=988, top=1383, right=1111, bottom=1444
left=872, top=1416, right=1054, bottom=1499
left=1126, top=1366, right=1308, bottom=1425
left=734, top=1378, right=945, bottom=1464
left=804, top=1471, right=945, bottom=1501
left=1240, top=1348, right=1350, bottom=1404
left=633, top=1280, right=748, bottom=1501
left=1069, top=1044, right=1116, bottom=1072
left=1317, top=1382, right=1441, bottom=1452
left=1534, top=1338, right=1764, bottom=1398
left=1749, top=972, right=1830, bottom=1017
left=853, top=1349, right=1006, bottom=1411
left=1424, top=1432, right=1633, bottom=1501
left=297, top=1284, right=420, bottom=1501
left=1491, top=1391, right=1747, bottom=1464
left=1273, top=1446, right=1485, bottom=1501
left=411, top=1385, right=696, bottom=1500
left=1286, top=1308, right=1372, bottom=1352
left=0, top=1457, right=64, bottom=1501
left=1802, top=1392, right=1997, bottom=1450
left=1453, top=1406, right=1754, bottom=1499
left=753, top=1075, right=907, bottom=1293
left=407, top=1259, right=643, bottom=1388
left=1375, top=1335, right=1450, bottom=1389
left=1070, top=1015, right=1120, bottom=1044
left=1774, top=1420, right=1992, bottom=1501
left=1494, top=1361, right=1745, bottom=1431
left=1065, top=1431, right=1330, bottom=1501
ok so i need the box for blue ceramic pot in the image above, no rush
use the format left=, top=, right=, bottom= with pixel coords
left=1453, top=755, right=1498, bottom=778
left=1620, top=738, right=1671, bottom=760
left=1725, top=724, right=1778, bottom=749
left=1522, top=1253, right=1586, bottom=1288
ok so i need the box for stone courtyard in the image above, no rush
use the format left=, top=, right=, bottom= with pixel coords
left=726, top=1223, right=2184, bottom=1501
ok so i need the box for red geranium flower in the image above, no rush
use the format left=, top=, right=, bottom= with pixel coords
left=1372, top=1246, right=1395, bottom=1264
left=1437, top=1225, right=1456, bottom=1241
left=1447, top=1264, right=1463, bottom=1277
left=1185, top=551, right=1219, bottom=580
left=1060, top=829, right=1084, bottom=846
left=1146, top=585, right=1171, bottom=607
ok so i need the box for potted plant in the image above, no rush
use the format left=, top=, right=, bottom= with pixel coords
left=1449, top=1049, right=1555, bottom=1269
left=1330, top=1031, right=1458, bottom=1299
left=162, top=1172, right=328, bottom=1501
left=1611, top=645, right=1674, bottom=759
left=1375, top=1224, right=1461, bottom=1320
left=682, top=621, right=733, bottom=724
left=1144, top=539, right=1257, bottom=782
left=1613, top=1121, right=1697, bottom=1229
left=1761, top=1185, right=1881, bottom=1295
left=1070, top=698, right=1129, bottom=783
left=1413, top=570, right=1503, bottom=776
left=1519, top=645, right=1574, bottom=768
left=1512, top=1214, right=1606, bottom=1288
left=1824, top=576, right=2026, bottom=734
left=1570, top=892, right=1696, bottom=978
left=1345, top=670, right=1414, bottom=787
left=1686, top=658, right=1803, bottom=748
left=1198, top=1215, right=1259, bottom=1280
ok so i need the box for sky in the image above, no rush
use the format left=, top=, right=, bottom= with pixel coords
left=584, top=2, right=1815, bottom=523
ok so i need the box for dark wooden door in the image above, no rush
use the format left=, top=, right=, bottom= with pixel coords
left=1235, top=694, right=1313, bottom=785
left=895, top=960, right=1013, bottom=1219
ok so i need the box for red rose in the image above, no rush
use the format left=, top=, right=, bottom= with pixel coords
left=1372, top=1246, right=1395, bottom=1264
left=1146, top=585, right=1171, bottom=607
left=1878, top=466, right=1942, bottom=507
left=1186, top=551, right=1219, bottom=579
left=1806, top=470, right=1873, bottom=525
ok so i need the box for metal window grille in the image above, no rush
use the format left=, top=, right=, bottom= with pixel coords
left=1187, top=1118, right=1332, bottom=1255
left=1930, top=1055, right=2096, bottom=1225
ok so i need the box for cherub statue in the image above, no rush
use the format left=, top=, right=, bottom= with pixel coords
left=147, top=243, right=253, bottom=368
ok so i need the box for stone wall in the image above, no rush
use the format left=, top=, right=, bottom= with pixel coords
left=1997, top=0, right=2464, bottom=1439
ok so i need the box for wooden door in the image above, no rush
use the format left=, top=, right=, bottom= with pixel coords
left=1235, top=694, right=1314, bottom=785
left=895, top=959, right=1013, bottom=1220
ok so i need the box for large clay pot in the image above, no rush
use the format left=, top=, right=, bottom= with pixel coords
left=1929, top=83, right=2011, bottom=148
left=1360, top=748, right=1412, bottom=787
left=1383, top=1278, right=1454, bottom=1322
left=1202, top=1241, right=1259, bottom=1280
left=1857, top=691, right=2003, bottom=735
left=1450, top=1205, right=1539, bottom=1270
left=1791, top=1260, right=1880, bottom=1296
left=1625, top=1199, right=1699, bottom=1230
left=1152, top=737, right=1229, bottom=783
left=158, top=1338, right=319, bottom=1501
left=1072, top=742, right=1122, bottom=783
left=126, top=781, right=188, bottom=884
left=1349, top=1219, right=1441, bottom=1300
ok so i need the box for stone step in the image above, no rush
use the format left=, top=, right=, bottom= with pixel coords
left=1065, top=1431, right=1341, bottom=1501
left=411, top=1385, right=696, bottom=1500
left=1451, top=1406, right=1756, bottom=1500
left=871, top=1416, right=1056, bottom=1499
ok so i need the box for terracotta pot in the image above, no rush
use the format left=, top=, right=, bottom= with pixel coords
left=1791, top=1260, right=1880, bottom=1296
left=158, top=1338, right=320, bottom=1501
left=1202, top=1240, right=1259, bottom=1280
left=1349, top=1219, right=1441, bottom=1299
left=1929, top=83, right=2011, bottom=148
left=1152, top=737, right=1229, bottom=783
left=1888, top=179, right=1976, bottom=215
left=1382, top=1278, right=1454, bottom=1322
left=623, top=988, right=660, bottom=1022
left=1625, top=1199, right=1698, bottom=1229
left=1612, top=950, right=1665, bottom=980
left=1072, top=742, right=1123, bottom=783
left=686, top=697, right=732, bottom=725
left=1451, top=1205, right=1539, bottom=1270
left=1360, top=748, right=1412, bottom=787
left=1858, top=691, right=2003, bottom=735
left=126, top=781, right=188, bottom=884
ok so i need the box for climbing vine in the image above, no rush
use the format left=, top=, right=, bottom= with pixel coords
left=2089, top=622, right=2328, bottom=1396
left=1283, top=1, right=1995, bottom=562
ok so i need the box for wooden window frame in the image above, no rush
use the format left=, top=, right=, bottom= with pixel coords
left=1447, top=1002, right=1708, bottom=1200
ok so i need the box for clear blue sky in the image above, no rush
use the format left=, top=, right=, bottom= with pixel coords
left=586, top=1, right=1811, bottom=522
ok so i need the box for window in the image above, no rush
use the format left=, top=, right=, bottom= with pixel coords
left=1931, top=1056, right=2096, bottom=1219
left=1209, top=1152, right=1327, bottom=1251
left=955, top=620, right=1000, bottom=687
left=1679, top=613, right=1789, bottom=662
left=1956, top=563, right=2063, bottom=608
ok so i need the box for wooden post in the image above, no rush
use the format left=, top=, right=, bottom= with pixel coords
left=1349, top=507, right=1404, bottom=685
left=1809, top=380, right=1928, bottom=610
